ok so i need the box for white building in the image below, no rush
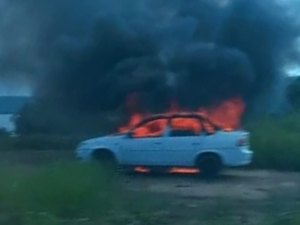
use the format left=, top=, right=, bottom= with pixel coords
left=0, top=96, right=30, bottom=133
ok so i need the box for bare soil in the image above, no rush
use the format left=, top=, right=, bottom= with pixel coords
left=124, top=169, right=300, bottom=201
left=123, top=170, right=300, bottom=224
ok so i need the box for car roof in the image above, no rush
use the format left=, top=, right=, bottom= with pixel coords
left=141, top=112, right=207, bottom=120
left=133, top=112, right=220, bottom=129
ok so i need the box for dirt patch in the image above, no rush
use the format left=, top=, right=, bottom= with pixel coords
left=124, top=169, right=300, bottom=201
left=123, top=170, right=300, bottom=224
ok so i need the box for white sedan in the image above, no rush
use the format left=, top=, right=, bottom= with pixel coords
left=76, top=113, right=253, bottom=177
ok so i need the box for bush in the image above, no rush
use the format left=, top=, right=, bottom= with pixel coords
left=15, top=100, right=123, bottom=136
left=0, top=135, right=83, bottom=151
left=247, top=113, right=300, bottom=171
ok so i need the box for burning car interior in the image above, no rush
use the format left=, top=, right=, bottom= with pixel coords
left=126, top=116, right=213, bottom=138
left=120, top=97, right=245, bottom=137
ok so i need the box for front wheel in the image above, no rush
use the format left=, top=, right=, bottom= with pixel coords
left=196, top=154, right=222, bottom=178
left=92, top=150, right=118, bottom=171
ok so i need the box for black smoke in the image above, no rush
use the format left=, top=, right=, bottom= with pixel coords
left=1, top=0, right=299, bottom=115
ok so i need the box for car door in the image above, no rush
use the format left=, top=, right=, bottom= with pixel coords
left=162, top=116, right=205, bottom=166
left=120, top=117, right=169, bottom=166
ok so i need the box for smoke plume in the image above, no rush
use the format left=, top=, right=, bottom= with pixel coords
left=1, top=0, right=299, bottom=114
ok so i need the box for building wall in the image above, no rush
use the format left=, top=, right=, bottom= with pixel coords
left=0, top=114, right=15, bottom=132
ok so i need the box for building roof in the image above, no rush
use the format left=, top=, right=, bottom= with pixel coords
left=0, top=96, right=31, bottom=114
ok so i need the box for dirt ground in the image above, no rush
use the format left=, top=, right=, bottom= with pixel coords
left=122, top=169, right=300, bottom=224
left=124, top=169, right=300, bottom=201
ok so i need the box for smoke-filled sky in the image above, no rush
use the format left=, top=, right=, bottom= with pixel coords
left=0, top=0, right=299, bottom=113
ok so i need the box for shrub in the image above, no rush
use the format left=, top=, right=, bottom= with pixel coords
left=247, top=113, right=300, bottom=171
left=0, top=135, right=83, bottom=151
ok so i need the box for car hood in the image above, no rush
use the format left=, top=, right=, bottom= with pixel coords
left=79, top=134, right=125, bottom=146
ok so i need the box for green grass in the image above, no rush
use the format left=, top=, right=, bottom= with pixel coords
left=261, top=208, right=300, bottom=225
left=0, top=163, right=174, bottom=225
left=247, top=113, right=300, bottom=171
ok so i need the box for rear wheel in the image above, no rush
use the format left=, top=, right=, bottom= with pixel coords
left=196, top=154, right=222, bottom=178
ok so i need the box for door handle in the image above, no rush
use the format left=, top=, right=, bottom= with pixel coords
left=154, top=142, right=162, bottom=145
left=192, top=143, right=201, bottom=146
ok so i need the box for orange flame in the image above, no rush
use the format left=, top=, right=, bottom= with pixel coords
left=119, top=113, right=143, bottom=133
left=134, top=166, right=150, bottom=173
left=133, top=166, right=199, bottom=174
left=119, top=97, right=245, bottom=135
left=198, top=97, right=245, bottom=131
left=168, top=167, right=200, bottom=174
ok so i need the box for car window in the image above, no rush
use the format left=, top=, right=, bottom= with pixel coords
left=202, top=120, right=216, bottom=134
left=170, top=117, right=202, bottom=137
left=132, top=118, right=168, bottom=138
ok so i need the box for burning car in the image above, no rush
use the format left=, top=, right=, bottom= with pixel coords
left=76, top=110, right=253, bottom=177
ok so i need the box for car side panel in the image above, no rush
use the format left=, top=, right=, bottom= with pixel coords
left=120, top=137, right=167, bottom=165
left=218, top=147, right=253, bottom=166
left=77, top=130, right=253, bottom=168
left=161, top=136, right=204, bottom=166
left=193, top=131, right=252, bottom=167
left=78, top=137, right=123, bottom=162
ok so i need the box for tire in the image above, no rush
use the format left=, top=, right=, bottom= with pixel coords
left=92, top=150, right=118, bottom=171
left=196, top=154, right=222, bottom=178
